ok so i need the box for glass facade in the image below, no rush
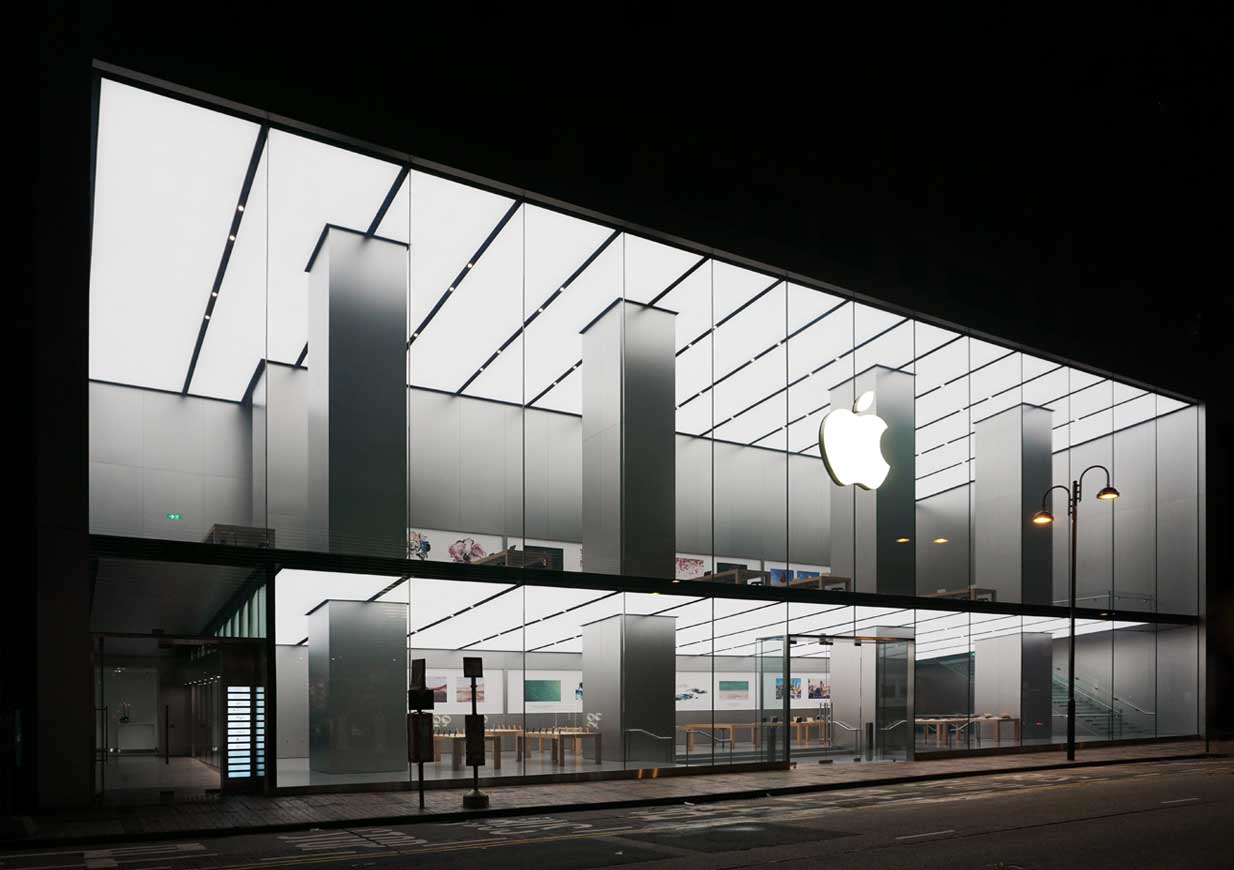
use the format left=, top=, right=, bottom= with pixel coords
left=85, top=73, right=1204, bottom=792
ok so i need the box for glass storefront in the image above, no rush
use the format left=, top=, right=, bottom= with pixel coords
left=84, top=70, right=1205, bottom=795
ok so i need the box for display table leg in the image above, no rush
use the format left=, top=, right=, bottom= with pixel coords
left=452, top=738, right=463, bottom=771
left=492, top=736, right=501, bottom=770
left=595, top=733, right=602, bottom=764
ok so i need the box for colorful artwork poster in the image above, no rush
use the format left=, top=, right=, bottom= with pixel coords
left=775, top=676, right=802, bottom=700
left=407, top=530, right=432, bottom=560
left=807, top=676, right=830, bottom=700
left=796, top=570, right=820, bottom=579
left=718, top=680, right=749, bottom=702
left=675, top=680, right=709, bottom=704
left=524, top=679, right=561, bottom=703
left=426, top=674, right=449, bottom=703
left=575, top=682, right=584, bottom=701
left=456, top=677, right=484, bottom=703
left=448, top=536, right=487, bottom=563
left=675, top=557, right=706, bottom=580
left=770, top=569, right=794, bottom=585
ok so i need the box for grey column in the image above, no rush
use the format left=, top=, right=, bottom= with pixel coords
left=580, top=299, right=676, bottom=579
left=307, top=600, right=407, bottom=774
left=307, top=225, right=408, bottom=557
left=975, top=631, right=1052, bottom=744
left=582, top=613, right=676, bottom=764
left=974, top=404, right=1053, bottom=604
left=828, top=366, right=915, bottom=595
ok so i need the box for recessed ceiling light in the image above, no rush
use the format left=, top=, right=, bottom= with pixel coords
left=237, top=204, right=244, bottom=212
left=228, top=234, right=236, bottom=241
left=211, top=291, right=218, bottom=297
left=447, top=286, right=454, bottom=293
left=895, top=537, right=911, bottom=543
left=466, top=262, right=473, bottom=269
left=204, top=314, right=211, bottom=320
left=933, top=537, right=949, bottom=544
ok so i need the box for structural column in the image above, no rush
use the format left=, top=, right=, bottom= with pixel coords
left=580, top=299, right=676, bottom=579
left=306, top=225, right=408, bottom=557
left=974, top=403, right=1053, bottom=604
left=828, top=366, right=915, bottom=595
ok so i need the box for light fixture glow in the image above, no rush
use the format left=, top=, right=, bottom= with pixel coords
left=1096, top=485, right=1121, bottom=501
left=1032, top=511, right=1055, bottom=525
left=932, top=537, right=949, bottom=544
left=895, top=537, right=911, bottom=543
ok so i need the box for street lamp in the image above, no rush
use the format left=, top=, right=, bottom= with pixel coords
left=1031, top=465, right=1120, bottom=761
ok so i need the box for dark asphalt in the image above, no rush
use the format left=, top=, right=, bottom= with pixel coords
left=2, top=756, right=1230, bottom=869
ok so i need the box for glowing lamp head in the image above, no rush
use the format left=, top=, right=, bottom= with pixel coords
left=1096, top=486, right=1120, bottom=501
left=1031, top=510, right=1054, bottom=526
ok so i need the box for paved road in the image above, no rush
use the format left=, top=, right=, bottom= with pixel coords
left=3, top=757, right=1231, bottom=869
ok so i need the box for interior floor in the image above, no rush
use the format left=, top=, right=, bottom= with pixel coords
left=98, top=755, right=220, bottom=793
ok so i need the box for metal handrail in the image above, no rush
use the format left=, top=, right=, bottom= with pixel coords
left=682, top=728, right=734, bottom=766
left=831, top=718, right=858, bottom=731
left=624, top=728, right=674, bottom=765
left=881, top=719, right=908, bottom=731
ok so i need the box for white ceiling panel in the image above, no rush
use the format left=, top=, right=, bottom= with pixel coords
left=854, top=320, right=913, bottom=373
left=90, top=80, right=260, bottom=393
left=714, top=263, right=778, bottom=324
left=274, top=569, right=402, bottom=645
left=405, top=172, right=516, bottom=330
left=409, top=208, right=523, bottom=392
left=657, top=265, right=712, bottom=349
left=524, top=206, right=616, bottom=318
left=714, top=289, right=786, bottom=374
left=265, top=130, right=403, bottom=365
left=787, top=312, right=854, bottom=381
left=788, top=283, right=846, bottom=333
left=676, top=333, right=713, bottom=405
left=621, top=234, right=704, bottom=304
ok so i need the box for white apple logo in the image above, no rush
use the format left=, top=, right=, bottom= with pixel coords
left=819, top=390, right=890, bottom=490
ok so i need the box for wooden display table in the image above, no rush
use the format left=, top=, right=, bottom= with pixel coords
left=433, top=732, right=510, bottom=770
left=788, top=575, right=851, bottom=592
left=915, top=715, right=1020, bottom=748
left=517, top=729, right=603, bottom=765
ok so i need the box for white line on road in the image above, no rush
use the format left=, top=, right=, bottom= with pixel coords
left=895, top=829, right=955, bottom=840
left=1161, top=797, right=1199, bottom=804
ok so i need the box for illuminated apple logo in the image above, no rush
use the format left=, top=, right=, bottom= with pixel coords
left=819, top=390, right=890, bottom=490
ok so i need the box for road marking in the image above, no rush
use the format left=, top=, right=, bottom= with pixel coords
left=1161, top=797, right=1198, bottom=804
left=895, top=829, right=955, bottom=840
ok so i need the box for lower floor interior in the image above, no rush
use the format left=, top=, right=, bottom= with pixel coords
left=86, top=555, right=1201, bottom=803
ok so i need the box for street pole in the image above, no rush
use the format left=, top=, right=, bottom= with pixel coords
left=1067, top=481, right=1078, bottom=762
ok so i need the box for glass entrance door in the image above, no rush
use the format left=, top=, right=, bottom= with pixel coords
left=755, top=636, right=788, bottom=764
left=875, top=639, right=913, bottom=761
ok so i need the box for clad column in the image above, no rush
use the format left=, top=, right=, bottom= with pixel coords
left=580, top=299, right=676, bottom=579
left=306, top=225, right=408, bottom=557
left=828, top=366, right=915, bottom=595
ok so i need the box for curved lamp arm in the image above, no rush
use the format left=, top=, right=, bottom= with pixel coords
left=1077, top=464, right=1113, bottom=501
left=1040, top=484, right=1072, bottom=516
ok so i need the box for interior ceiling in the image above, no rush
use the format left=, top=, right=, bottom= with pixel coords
left=91, top=79, right=1190, bottom=502
left=275, top=571, right=1149, bottom=660
left=91, top=558, right=256, bottom=636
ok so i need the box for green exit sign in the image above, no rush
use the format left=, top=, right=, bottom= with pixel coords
left=165, top=512, right=182, bottom=521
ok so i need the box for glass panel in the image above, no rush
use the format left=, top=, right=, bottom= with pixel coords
left=407, top=175, right=521, bottom=569
left=755, top=635, right=787, bottom=763
left=275, top=569, right=408, bottom=787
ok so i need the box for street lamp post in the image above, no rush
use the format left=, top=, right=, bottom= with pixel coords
left=1032, top=464, right=1120, bottom=762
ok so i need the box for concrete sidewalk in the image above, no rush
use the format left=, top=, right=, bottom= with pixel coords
left=9, top=739, right=1224, bottom=847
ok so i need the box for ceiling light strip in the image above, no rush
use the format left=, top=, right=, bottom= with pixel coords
left=368, top=166, right=410, bottom=234
left=526, top=256, right=709, bottom=407
left=453, top=229, right=621, bottom=396
left=406, top=585, right=518, bottom=637
left=677, top=299, right=849, bottom=411
left=181, top=124, right=269, bottom=396
left=673, top=278, right=784, bottom=360
left=456, top=590, right=622, bottom=650
left=407, top=199, right=522, bottom=349
left=697, top=317, right=910, bottom=437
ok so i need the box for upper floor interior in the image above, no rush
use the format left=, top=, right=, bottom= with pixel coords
left=87, top=74, right=1205, bottom=617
